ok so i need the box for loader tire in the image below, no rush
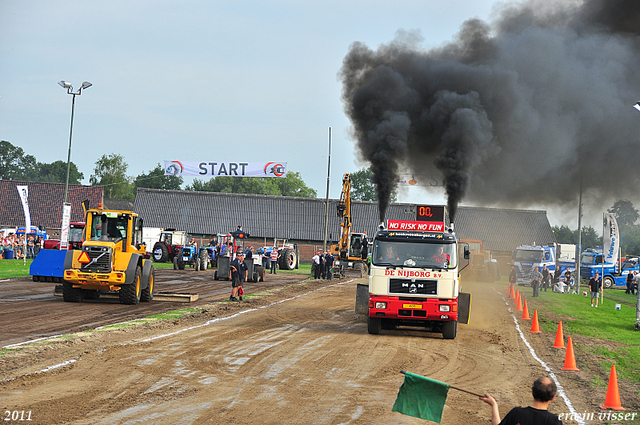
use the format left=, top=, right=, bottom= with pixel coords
left=141, top=266, right=155, bottom=302
left=119, top=266, right=142, bottom=305
left=62, top=280, right=82, bottom=303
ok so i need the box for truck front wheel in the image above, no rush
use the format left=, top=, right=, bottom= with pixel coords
left=603, top=276, right=614, bottom=289
left=367, top=317, right=382, bottom=335
left=442, top=320, right=458, bottom=339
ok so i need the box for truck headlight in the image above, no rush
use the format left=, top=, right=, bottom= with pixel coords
left=375, top=302, right=387, bottom=309
left=439, top=305, right=450, bottom=312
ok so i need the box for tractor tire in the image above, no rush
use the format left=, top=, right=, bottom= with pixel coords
left=603, top=276, right=614, bottom=289
left=256, top=266, right=265, bottom=282
left=195, top=259, right=201, bottom=271
left=253, top=271, right=259, bottom=283
left=173, top=256, right=179, bottom=270
left=367, top=317, right=382, bottom=335
left=62, top=280, right=82, bottom=303
left=177, top=257, right=185, bottom=270
left=214, top=270, right=218, bottom=280
left=279, top=248, right=297, bottom=271
left=141, top=266, right=155, bottom=302
left=442, top=320, right=458, bottom=339
left=200, top=250, right=209, bottom=271
left=119, top=266, right=142, bottom=305
left=153, top=243, right=169, bottom=262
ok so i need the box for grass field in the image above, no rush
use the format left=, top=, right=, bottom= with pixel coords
left=520, top=283, right=640, bottom=390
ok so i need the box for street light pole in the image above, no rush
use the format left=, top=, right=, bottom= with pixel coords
left=58, top=80, right=92, bottom=203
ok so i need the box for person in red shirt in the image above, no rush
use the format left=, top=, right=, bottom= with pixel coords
left=431, top=246, right=450, bottom=266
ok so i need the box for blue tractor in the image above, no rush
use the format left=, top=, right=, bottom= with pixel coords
left=173, top=244, right=216, bottom=271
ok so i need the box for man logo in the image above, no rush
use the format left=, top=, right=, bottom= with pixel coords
left=165, top=161, right=184, bottom=176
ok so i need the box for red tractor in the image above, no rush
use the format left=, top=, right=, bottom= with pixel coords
left=152, top=229, right=187, bottom=263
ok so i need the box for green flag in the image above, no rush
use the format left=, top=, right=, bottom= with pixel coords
left=392, top=372, right=450, bottom=423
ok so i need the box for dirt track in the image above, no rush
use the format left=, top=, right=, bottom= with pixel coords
left=1, top=273, right=637, bottom=424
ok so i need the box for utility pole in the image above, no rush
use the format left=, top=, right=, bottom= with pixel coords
left=323, top=127, right=332, bottom=252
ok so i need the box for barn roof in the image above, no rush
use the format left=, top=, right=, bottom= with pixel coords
left=134, top=188, right=556, bottom=253
left=0, top=180, right=103, bottom=228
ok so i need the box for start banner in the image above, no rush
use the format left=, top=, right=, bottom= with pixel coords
left=164, top=161, right=287, bottom=178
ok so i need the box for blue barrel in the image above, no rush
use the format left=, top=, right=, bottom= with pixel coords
left=4, top=250, right=14, bottom=260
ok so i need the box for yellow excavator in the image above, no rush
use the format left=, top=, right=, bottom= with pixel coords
left=330, top=173, right=369, bottom=278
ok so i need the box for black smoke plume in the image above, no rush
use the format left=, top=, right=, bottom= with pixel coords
left=340, top=0, right=640, bottom=223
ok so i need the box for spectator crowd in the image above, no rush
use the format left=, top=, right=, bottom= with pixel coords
left=1, top=233, right=43, bottom=260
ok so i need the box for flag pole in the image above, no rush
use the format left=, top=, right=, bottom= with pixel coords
left=399, top=371, right=484, bottom=397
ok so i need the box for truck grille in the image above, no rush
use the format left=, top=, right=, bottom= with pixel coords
left=389, top=278, right=437, bottom=295
left=80, top=247, right=112, bottom=273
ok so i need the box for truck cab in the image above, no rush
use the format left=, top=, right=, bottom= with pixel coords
left=367, top=227, right=470, bottom=339
left=513, top=245, right=556, bottom=286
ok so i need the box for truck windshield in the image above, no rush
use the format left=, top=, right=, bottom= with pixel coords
left=515, top=250, right=543, bottom=262
left=581, top=253, right=603, bottom=265
left=372, top=240, right=456, bottom=268
left=69, top=227, right=83, bottom=243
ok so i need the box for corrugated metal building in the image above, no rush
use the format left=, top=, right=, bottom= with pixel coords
left=134, top=188, right=556, bottom=268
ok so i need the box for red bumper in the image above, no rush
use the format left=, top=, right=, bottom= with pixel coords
left=368, top=295, right=458, bottom=321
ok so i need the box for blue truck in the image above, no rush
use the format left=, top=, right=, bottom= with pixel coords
left=579, top=248, right=639, bottom=289
left=513, top=243, right=576, bottom=286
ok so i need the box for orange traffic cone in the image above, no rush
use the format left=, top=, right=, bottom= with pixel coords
left=530, top=309, right=541, bottom=333
left=552, top=321, right=565, bottom=349
left=516, top=289, right=520, bottom=301
left=508, top=281, right=511, bottom=293
left=521, top=300, right=531, bottom=320
left=600, top=365, right=625, bottom=410
left=516, top=294, right=523, bottom=311
left=561, top=337, right=580, bottom=371
left=510, top=286, right=516, bottom=299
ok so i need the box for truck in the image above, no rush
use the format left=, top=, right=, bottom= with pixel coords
left=579, top=248, right=639, bottom=289
left=330, top=173, right=368, bottom=277
left=513, top=243, right=577, bottom=286
left=43, top=222, right=85, bottom=250
left=366, top=205, right=471, bottom=339
left=513, top=245, right=556, bottom=286
left=30, top=223, right=85, bottom=282
left=62, top=203, right=155, bottom=305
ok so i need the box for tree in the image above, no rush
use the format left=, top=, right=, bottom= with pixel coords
left=552, top=225, right=576, bottom=244
left=35, top=160, right=84, bottom=184
left=89, top=153, right=134, bottom=199
left=608, top=199, right=638, bottom=232
left=580, top=226, right=600, bottom=250
left=0, top=140, right=37, bottom=180
left=349, top=167, right=397, bottom=202
left=134, top=163, right=183, bottom=190
left=275, top=172, right=317, bottom=197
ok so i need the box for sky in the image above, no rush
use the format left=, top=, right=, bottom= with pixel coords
left=1, top=0, right=636, bottom=232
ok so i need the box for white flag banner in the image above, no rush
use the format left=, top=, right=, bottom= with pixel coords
left=60, top=203, right=72, bottom=250
left=16, top=185, right=31, bottom=234
left=603, top=213, right=619, bottom=264
left=164, top=161, right=288, bottom=178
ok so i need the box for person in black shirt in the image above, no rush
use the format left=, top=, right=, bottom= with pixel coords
left=480, top=377, right=562, bottom=425
left=589, top=273, right=602, bottom=308
left=229, top=252, right=248, bottom=301
left=541, top=265, right=550, bottom=291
